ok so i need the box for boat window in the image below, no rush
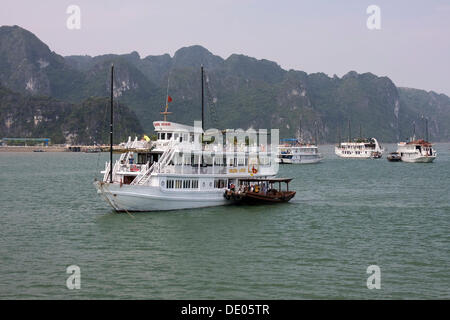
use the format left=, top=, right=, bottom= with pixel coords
left=161, top=133, right=166, bottom=140
left=203, top=155, right=213, bottom=166
left=192, top=180, right=199, bottom=188
left=167, top=133, right=172, bottom=140
left=137, top=153, right=147, bottom=164
left=174, top=133, right=179, bottom=141
left=175, top=180, right=182, bottom=188
left=214, top=179, right=226, bottom=188
left=191, top=155, right=199, bottom=166
left=173, top=154, right=182, bottom=165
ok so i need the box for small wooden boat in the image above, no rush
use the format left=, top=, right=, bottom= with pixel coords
left=371, top=151, right=382, bottom=159
left=387, top=152, right=402, bottom=162
left=85, top=147, right=102, bottom=153
left=224, top=177, right=296, bottom=204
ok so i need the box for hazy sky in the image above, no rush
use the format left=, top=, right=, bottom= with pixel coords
left=2, top=0, right=450, bottom=95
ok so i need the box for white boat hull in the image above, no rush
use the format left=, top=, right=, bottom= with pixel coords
left=401, top=155, right=436, bottom=163
left=334, top=151, right=372, bottom=159
left=95, top=181, right=231, bottom=212
left=277, top=156, right=322, bottom=164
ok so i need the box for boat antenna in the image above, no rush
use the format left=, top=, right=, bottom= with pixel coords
left=109, top=64, right=114, bottom=184
left=348, top=120, right=351, bottom=142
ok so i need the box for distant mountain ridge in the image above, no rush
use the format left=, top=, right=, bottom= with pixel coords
left=0, top=85, right=142, bottom=144
left=1, top=25, right=449, bottom=142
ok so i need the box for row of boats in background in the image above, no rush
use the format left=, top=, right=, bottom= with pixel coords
left=334, top=137, right=436, bottom=163
left=278, top=118, right=437, bottom=163
left=276, top=136, right=437, bottom=164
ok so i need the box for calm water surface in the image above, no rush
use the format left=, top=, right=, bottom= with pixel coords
left=0, top=144, right=449, bottom=299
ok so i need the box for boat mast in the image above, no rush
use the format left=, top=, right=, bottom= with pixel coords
left=109, top=64, right=114, bottom=184
left=161, top=74, right=172, bottom=121
left=314, top=121, right=318, bottom=145
left=348, top=120, right=351, bottom=142
left=337, top=125, right=341, bottom=147
left=299, top=119, right=302, bottom=143
left=412, top=121, right=416, bottom=141
left=201, top=65, right=204, bottom=133
left=425, top=117, right=429, bottom=141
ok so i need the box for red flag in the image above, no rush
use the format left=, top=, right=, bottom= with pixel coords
left=167, top=96, right=173, bottom=103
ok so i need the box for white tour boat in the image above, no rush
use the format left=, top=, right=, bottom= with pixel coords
left=277, top=139, right=322, bottom=164
left=335, top=138, right=384, bottom=158
left=396, top=139, right=436, bottom=163
left=94, top=66, right=279, bottom=212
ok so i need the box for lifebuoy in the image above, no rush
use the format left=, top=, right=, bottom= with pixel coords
left=252, top=166, right=258, bottom=174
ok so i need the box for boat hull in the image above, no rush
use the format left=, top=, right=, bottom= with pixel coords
left=401, top=156, right=436, bottom=163
left=95, top=181, right=232, bottom=212
left=277, top=156, right=322, bottom=164
left=242, top=191, right=296, bottom=203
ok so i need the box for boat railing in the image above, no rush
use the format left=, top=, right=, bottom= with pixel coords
left=133, top=147, right=175, bottom=185
left=102, top=161, right=110, bottom=182
left=112, top=160, right=120, bottom=183
left=102, top=160, right=120, bottom=183
left=131, top=161, right=154, bottom=185
left=155, top=148, right=176, bottom=173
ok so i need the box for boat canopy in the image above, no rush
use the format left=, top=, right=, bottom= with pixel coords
left=406, top=139, right=432, bottom=147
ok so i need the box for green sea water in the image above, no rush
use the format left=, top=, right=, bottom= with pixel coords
left=0, top=143, right=449, bottom=299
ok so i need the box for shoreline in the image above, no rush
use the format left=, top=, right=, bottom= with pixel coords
left=0, top=146, right=109, bottom=152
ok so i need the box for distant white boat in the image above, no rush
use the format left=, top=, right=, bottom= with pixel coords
left=397, top=139, right=436, bottom=163
left=335, top=138, right=384, bottom=159
left=277, top=139, right=322, bottom=164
